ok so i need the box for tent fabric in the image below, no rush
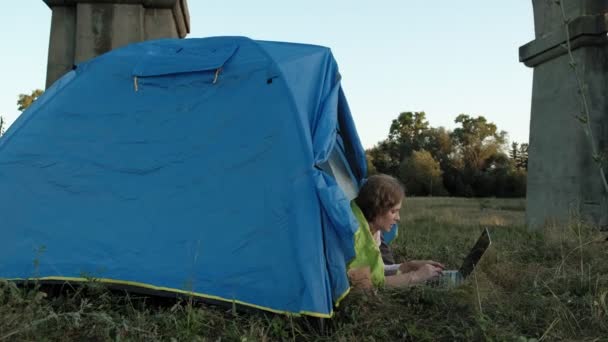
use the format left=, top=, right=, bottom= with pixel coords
left=0, top=36, right=367, bottom=317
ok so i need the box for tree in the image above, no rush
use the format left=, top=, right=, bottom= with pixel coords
left=17, top=89, right=44, bottom=112
left=0, top=116, right=5, bottom=137
left=478, top=152, right=511, bottom=197
left=507, top=169, right=527, bottom=197
left=421, top=126, right=454, bottom=168
left=399, top=150, right=444, bottom=196
left=367, top=111, right=432, bottom=178
left=367, top=139, right=401, bottom=176
left=509, top=142, right=519, bottom=163
left=365, top=149, right=378, bottom=176
left=450, top=114, right=508, bottom=196
left=452, top=114, right=507, bottom=170
left=509, top=141, right=529, bottom=170
left=518, top=143, right=529, bottom=170
left=388, top=111, right=430, bottom=156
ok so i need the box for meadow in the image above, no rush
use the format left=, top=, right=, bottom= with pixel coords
left=1, top=197, right=607, bottom=341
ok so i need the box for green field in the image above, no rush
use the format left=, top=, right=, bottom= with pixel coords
left=1, top=197, right=607, bottom=341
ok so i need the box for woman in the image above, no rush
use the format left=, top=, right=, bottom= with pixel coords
left=348, top=174, right=444, bottom=288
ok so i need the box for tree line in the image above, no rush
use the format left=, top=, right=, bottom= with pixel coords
left=367, top=112, right=528, bottom=197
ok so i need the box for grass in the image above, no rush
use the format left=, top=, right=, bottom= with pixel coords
left=1, top=197, right=607, bottom=341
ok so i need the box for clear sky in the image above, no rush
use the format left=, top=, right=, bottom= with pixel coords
left=0, top=1, right=535, bottom=148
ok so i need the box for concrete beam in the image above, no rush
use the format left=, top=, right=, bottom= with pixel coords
left=519, top=13, right=608, bottom=67
left=44, top=0, right=179, bottom=8
left=43, top=0, right=190, bottom=88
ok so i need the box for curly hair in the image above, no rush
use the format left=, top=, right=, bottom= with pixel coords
left=355, top=174, right=405, bottom=222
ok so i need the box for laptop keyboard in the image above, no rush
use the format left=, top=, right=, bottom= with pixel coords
left=426, top=270, right=462, bottom=288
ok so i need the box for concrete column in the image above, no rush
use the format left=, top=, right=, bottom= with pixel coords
left=145, top=8, right=179, bottom=40
left=74, top=3, right=145, bottom=63
left=43, top=0, right=190, bottom=87
left=45, top=6, right=77, bottom=89
left=520, top=0, right=608, bottom=230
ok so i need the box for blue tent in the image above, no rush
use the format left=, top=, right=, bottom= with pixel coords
left=0, top=36, right=367, bottom=317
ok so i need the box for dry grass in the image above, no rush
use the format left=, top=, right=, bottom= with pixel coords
left=402, top=197, right=525, bottom=228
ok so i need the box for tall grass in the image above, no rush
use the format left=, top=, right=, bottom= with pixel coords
left=1, top=197, right=606, bottom=341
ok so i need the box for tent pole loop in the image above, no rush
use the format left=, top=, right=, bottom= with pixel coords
left=213, top=68, right=222, bottom=85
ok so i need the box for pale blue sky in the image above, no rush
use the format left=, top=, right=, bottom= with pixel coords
left=0, top=1, right=534, bottom=148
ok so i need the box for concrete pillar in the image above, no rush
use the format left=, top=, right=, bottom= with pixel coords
left=43, top=0, right=190, bottom=88
left=519, top=0, right=608, bottom=230
left=46, top=5, right=77, bottom=89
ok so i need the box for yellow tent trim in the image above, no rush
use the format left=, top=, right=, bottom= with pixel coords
left=9, top=276, right=338, bottom=319
left=334, top=286, right=351, bottom=307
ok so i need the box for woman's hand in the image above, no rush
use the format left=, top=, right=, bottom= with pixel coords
left=412, top=264, right=443, bottom=282
left=385, top=263, right=443, bottom=287
left=399, top=260, right=445, bottom=274
left=347, top=266, right=373, bottom=290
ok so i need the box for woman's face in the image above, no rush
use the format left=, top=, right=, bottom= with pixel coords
left=372, top=200, right=402, bottom=232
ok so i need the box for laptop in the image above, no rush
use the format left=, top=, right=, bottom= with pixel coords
left=428, top=227, right=492, bottom=288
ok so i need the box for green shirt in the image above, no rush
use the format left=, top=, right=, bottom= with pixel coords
left=348, top=201, right=385, bottom=287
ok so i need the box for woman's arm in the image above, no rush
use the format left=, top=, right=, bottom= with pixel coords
left=385, top=263, right=443, bottom=287
left=385, top=272, right=421, bottom=287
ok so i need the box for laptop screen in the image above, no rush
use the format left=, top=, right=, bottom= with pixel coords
left=458, top=228, right=492, bottom=278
